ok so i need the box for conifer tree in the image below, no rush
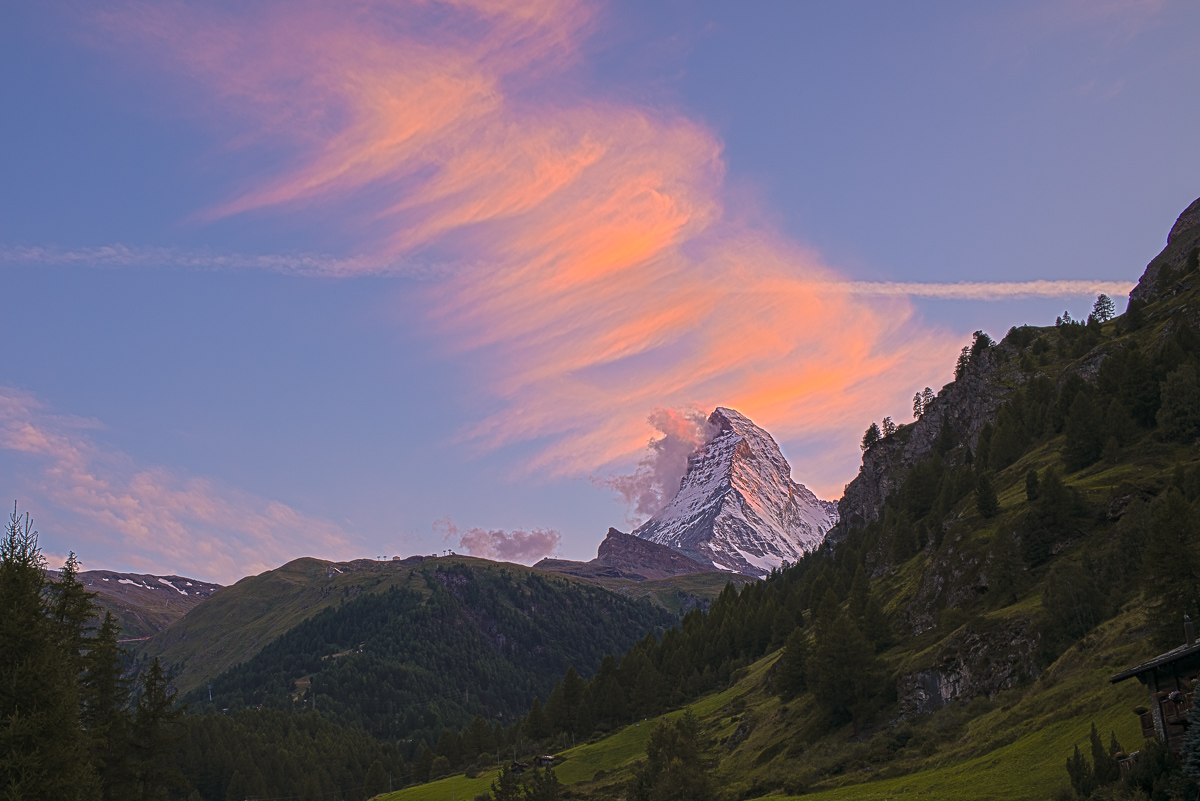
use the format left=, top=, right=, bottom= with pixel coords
left=488, top=764, right=523, bottom=801
left=467, top=714, right=495, bottom=759
left=1105, top=398, right=1136, bottom=446
left=890, top=517, right=919, bottom=562
left=561, top=666, right=585, bottom=734
left=847, top=566, right=870, bottom=622
left=776, top=627, right=808, bottom=700
left=430, top=755, right=451, bottom=780
left=524, top=767, right=563, bottom=801
left=51, top=551, right=99, bottom=673
left=629, top=713, right=714, bottom=801
left=975, top=423, right=993, bottom=471
left=1158, top=362, right=1200, bottom=443
left=86, top=611, right=136, bottom=800
left=860, top=593, right=892, bottom=652
left=132, top=657, right=185, bottom=801
left=806, top=611, right=887, bottom=733
left=574, top=696, right=596, bottom=741
left=436, top=726, right=461, bottom=767
left=814, top=588, right=841, bottom=634
left=1090, top=723, right=1120, bottom=784
left=989, top=532, right=1021, bottom=606
left=364, top=759, right=390, bottom=796
left=861, top=422, right=881, bottom=452
left=975, top=472, right=1000, bottom=519
left=1064, top=392, right=1105, bottom=470
left=0, top=504, right=98, bottom=799
left=1141, top=489, right=1200, bottom=647
left=1025, top=469, right=1039, bottom=502
left=413, top=742, right=434, bottom=783
left=545, top=681, right=568, bottom=736
left=525, top=696, right=551, bottom=740
left=1092, top=294, right=1116, bottom=323
left=1065, top=743, right=1097, bottom=798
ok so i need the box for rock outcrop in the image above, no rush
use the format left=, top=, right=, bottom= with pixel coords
left=633, top=407, right=837, bottom=577
left=534, top=528, right=718, bottom=581
left=830, top=346, right=1009, bottom=543
left=1129, top=195, right=1200, bottom=302
left=896, top=620, right=1038, bottom=718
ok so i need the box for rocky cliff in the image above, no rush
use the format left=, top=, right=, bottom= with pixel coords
left=1129, top=195, right=1200, bottom=302
left=830, top=346, right=1010, bottom=542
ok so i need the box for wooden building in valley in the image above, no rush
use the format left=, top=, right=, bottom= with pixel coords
left=1110, top=616, right=1199, bottom=755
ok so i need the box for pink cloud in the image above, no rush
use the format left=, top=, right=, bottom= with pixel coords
left=435, top=517, right=561, bottom=564
left=91, top=0, right=965, bottom=492
left=0, top=388, right=357, bottom=584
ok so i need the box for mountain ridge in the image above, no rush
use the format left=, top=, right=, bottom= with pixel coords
left=633, top=406, right=838, bottom=577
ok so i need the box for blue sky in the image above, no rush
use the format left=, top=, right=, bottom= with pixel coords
left=1, top=0, right=1197, bottom=582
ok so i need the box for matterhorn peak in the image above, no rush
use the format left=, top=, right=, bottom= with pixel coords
left=632, top=407, right=837, bottom=577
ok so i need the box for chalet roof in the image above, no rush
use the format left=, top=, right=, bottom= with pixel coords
left=1110, top=641, right=1200, bottom=684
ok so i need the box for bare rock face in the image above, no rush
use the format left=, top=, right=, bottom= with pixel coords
left=896, top=620, right=1038, bottom=718
left=632, top=407, right=837, bottom=577
left=1169, top=196, right=1200, bottom=246
left=593, top=528, right=716, bottom=579
left=535, top=529, right=719, bottom=582
left=1130, top=195, right=1200, bottom=303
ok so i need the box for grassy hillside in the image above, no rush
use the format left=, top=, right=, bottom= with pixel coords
left=379, top=603, right=1151, bottom=801
left=135, top=556, right=408, bottom=693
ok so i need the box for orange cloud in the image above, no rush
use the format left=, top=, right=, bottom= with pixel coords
left=0, top=388, right=357, bottom=583
left=98, top=0, right=963, bottom=498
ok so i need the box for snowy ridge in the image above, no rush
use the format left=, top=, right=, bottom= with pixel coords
left=632, top=407, right=838, bottom=577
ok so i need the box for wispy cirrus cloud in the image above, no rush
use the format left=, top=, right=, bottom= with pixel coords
left=0, top=387, right=357, bottom=583
left=69, top=0, right=1134, bottom=496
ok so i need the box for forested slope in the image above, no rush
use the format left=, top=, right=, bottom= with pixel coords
left=182, top=558, right=675, bottom=751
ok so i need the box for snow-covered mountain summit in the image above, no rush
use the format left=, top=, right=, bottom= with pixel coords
left=632, top=407, right=838, bottom=577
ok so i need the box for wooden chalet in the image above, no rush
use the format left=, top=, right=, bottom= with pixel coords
left=1110, top=616, right=1199, bottom=756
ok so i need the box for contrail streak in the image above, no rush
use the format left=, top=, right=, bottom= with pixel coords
left=828, top=279, right=1134, bottom=299
left=1, top=244, right=1133, bottom=298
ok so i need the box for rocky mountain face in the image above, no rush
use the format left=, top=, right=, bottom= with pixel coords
left=1130, top=195, right=1200, bottom=302
left=76, top=570, right=221, bottom=640
left=835, top=194, right=1200, bottom=549
left=632, top=407, right=837, bottom=577
left=536, top=528, right=719, bottom=582
left=830, top=348, right=1009, bottom=543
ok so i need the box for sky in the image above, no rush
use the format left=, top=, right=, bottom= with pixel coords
left=1, top=0, right=1198, bottom=584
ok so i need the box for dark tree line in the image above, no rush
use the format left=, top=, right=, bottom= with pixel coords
left=1, top=504, right=184, bottom=801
